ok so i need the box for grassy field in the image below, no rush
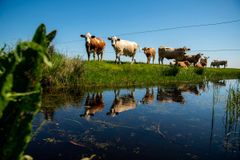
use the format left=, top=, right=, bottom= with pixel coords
left=42, top=54, right=240, bottom=89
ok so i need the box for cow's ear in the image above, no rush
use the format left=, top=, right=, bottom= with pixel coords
left=108, top=37, right=112, bottom=40
left=117, top=38, right=120, bottom=41
left=80, top=34, right=85, bottom=38
left=91, top=35, right=96, bottom=38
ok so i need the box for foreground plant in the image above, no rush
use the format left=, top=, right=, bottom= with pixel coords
left=0, top=24, right=56, bottom=160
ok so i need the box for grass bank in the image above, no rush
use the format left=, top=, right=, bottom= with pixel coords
left=43, top=54, right=240, bottom=89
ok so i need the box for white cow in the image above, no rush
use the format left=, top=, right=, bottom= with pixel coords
left=108, top=36, right=139, bottom=64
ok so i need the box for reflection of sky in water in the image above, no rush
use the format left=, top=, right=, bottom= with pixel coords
left=27, top=80, right=240, bottom=160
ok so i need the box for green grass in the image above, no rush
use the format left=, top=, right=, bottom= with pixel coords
left=81, top=61, right=240, bottom=87
left=43, top=54, right=240, bottom=89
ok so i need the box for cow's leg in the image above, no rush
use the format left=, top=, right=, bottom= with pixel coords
left=161, top=58, right=164, bottom=64
left=100, top=52, right=103, bottom=61
left=131, top=56, right=135, bottom=64
left=97, top=53, right=100, bottom=61
left=118, top=56, right=121, bottom=64
left=147, top=57, right=150, bottom=64
left=115, top=54, right=118, bottom=64
left=87, top=53, right=90, bottom=61
left=93, top=52, right=96, bottom=61
left=152, top=55, right=155, bottom=64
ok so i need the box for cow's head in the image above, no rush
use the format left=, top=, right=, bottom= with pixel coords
left=182, top=46, right=191, bottom=51
left=80, top=32, right=95, bottom=43
left=108, top=36, right=120, bottom=47
left=142, top=47, right=150, bottom=55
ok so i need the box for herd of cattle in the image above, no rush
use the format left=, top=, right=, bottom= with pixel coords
left=80, top=32, right=228, bottom=68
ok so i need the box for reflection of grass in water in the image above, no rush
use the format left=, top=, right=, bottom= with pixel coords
left=224, top=82, right=240, bottom=151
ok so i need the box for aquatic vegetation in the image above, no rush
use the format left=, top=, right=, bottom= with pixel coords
left=224, top=81, right=240, bottom=151
left=0, top=24, right=56, bottom=160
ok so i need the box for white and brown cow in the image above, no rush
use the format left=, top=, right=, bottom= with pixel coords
left=107, top=90, right=136, bottom=116
left=80, top=32, right=106, bottom=61
left=80, top=93, right=104, bottom=119
left=158, top=46, right=190, bottom=64
left=142, top=47, right=156, bottom=64
left=195, top=56, right=209, bottom=68
left=108, top=36, right=139, bottom=64
left=183, top=53, right=203, bottom=66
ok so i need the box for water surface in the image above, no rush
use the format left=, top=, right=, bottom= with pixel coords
left=26, top=80, right=240, bottom=160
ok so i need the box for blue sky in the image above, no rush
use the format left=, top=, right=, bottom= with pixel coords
left=0, top=0, right=240, bottom=68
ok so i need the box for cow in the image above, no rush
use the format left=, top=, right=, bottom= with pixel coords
left=195, top=62, right=203, bottom=68
left=158, top=46, right=190, bottom=64
left=175, top=61, right=190, bottom=68
left=195, top=56, right=209, bottom=68
left=183, top=53, right=203, bottom=66
left=80, top=93, right=104, bottom=119
left=210, top=60, right=227, bottom=68
left=80, top=32, right=106, bottom=61
left=107, top=90, right=136, bottom=116
left=199, top=56, right=209, bottom=67
left=140, top=88, right=154, bottom=104
left=142, top=47, right=156, bottom=64
left=108, top=36, right=139, bottom=64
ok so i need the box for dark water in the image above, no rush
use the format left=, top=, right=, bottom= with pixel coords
left=26, top=80, right=240, bottom=160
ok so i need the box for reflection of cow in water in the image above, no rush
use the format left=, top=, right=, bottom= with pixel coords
left=41, top=107, right=55, bottom=121
left=157, top=87, right=185, bottom=104
left=80, top=93, right=104, bottom=118
left=178, top=84, right=200, bottom=95
left=140, top=88, right=154, bottom=104
left=212, top=80, right=226, bottom=87
left=107, top=90, right=136, bottom=116
left=157, top=84, right=204, bottom=104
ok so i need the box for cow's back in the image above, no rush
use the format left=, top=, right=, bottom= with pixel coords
left=158, top=47, right=185, bottom=59
left=116, top=40, right=138, bottom=56
left=90, top=38, right=106, bottom=51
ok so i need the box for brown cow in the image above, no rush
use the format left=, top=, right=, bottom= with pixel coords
left=158, top=46, right=190, bottom=64
left=80, top=32, right=106, bottom=61
left=142, top=47, right=156, bottom=64
left=176, top=61, right=190, bottom=68
left=80, top=93, right=104, bottom=119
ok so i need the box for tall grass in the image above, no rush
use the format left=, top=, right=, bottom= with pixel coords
left=42, top=53, right=84, bottom=87
left=224, top=81, right=240, bottom=151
